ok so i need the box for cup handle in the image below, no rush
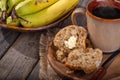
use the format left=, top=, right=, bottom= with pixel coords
left=71, top=8, right=86, bottom=25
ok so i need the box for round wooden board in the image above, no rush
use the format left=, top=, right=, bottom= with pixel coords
left=47, top=42, right=120, bottom=80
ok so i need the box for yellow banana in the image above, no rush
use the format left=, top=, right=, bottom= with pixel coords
left=6, top=8, right=20, bottom=26
left=15, top=0, right=58, bottom=16
left=7, top=0, right=25, bottom=14
left=6, top=16, right=20, bottom=26
left=1, top=0, right=7, bottom=11
left=20, top=0, right=79, bottom=28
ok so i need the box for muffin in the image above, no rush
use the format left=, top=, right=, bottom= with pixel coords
left=56, top=49, right=67, bottom=63
left=53, top=25, right=103, bottom=74
left=53, top=25, right=87, bottom=53
left=65, top=48, right=103, bottom=74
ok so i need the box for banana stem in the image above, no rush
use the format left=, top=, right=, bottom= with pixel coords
left=11, top=8, right=29, bottom=24
left=0, top=11, right=7, bottom=23
left=0, top=0, right=8, bottom=23
left=11, top=8, right=18, bottom=19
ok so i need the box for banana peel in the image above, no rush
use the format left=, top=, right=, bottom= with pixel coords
left=15, top=0, right=58, bottom=16
left=7, top=0, right=25, bottom=14
left=6, top=16, right=20, bottom=26
left=19, top=0, right=79, bottom=28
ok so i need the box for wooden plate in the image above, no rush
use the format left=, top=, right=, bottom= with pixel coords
left=47, top=42, right=120, bottom=80
left=0, top=11, right=72, bottom=32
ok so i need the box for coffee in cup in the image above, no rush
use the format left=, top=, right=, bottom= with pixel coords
left=92, top=6, right=120, bottom=19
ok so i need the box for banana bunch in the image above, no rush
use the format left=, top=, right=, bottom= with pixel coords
left=0, top=0, right=79, bottom=28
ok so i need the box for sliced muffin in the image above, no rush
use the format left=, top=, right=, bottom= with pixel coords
left=53, top=25, right=87, bottom=53
left=65, top=48, right=103, bottom=74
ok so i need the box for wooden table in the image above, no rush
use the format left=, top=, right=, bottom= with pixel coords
left=0, top=0, right=92, bottom=80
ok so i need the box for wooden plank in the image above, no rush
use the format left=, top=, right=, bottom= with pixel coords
left=0, top=28, right=20, bottom=59
left=80, top=0, right=92, bottom=8
left=78, top=0, right=84, bottom=7
left=0, top=32, right=40, bottom=80
left=27, top=61, right=39, bottom=80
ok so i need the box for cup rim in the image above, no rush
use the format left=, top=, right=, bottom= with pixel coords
left=86, top=1, right=120, bottom=22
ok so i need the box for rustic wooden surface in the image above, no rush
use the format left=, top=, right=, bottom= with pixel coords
left=0, top=28, right=20, bottom=59
left=0, top=30, right=40, bottom=80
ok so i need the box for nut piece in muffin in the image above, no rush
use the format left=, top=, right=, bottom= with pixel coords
left=53, top=25, right=87, bottom=53
left=56, top=50, right=67, bottom=63
left=65, top=48, right=103, bottom=74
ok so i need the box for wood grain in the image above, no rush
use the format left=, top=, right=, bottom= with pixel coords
left=80, top=0, right=92, bottom=8
left=27, top=61, right=40, bottom=80
left=0, top=32, right=40, bottom=80
left=0, top=28, right=20, bottom=59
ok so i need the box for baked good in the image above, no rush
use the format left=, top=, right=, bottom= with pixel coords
left=56, top=49, right=67, bottom=63
left=53, top=25, right=87, bottom=53
left=53, top=25, right=103, bottom=74
left=65, top=48, right=103, bottom=74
